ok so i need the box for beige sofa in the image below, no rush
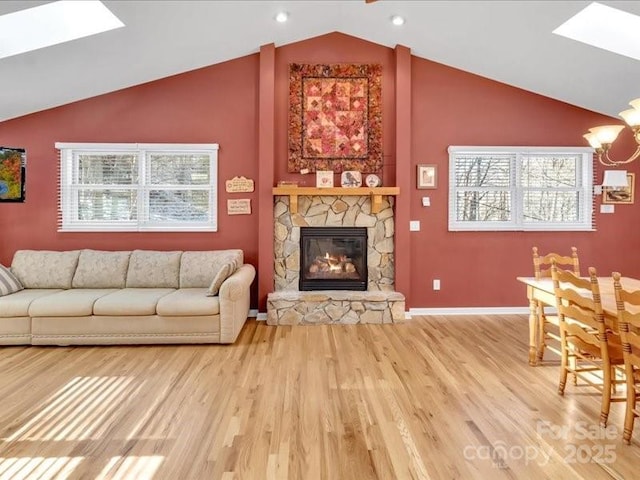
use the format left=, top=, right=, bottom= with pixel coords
left=0, top=249, right=255, bottom=346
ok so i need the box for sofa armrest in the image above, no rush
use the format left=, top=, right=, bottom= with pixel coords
left=218, top=264, right=256, bottom=343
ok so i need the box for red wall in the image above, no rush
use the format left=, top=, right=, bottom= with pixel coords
left=2, top=32, right=638, bottom=310
left=0, top=54, right=261, bottom=304
left=410, top=56, right=640, bottom=307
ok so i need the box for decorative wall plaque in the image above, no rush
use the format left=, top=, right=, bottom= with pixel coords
left=225, top=176, right=255, bottom=193
left=227, top=199, right=252, bottom=215
left=365, top=174, right=381, bottom=187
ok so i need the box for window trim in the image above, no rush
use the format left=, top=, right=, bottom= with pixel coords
left=447, top=146, right=594, bottom=232
left=56, top=142, right=219, bottom=232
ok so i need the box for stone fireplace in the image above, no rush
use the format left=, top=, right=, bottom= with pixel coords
left=267, top=191, right=405, bottom=325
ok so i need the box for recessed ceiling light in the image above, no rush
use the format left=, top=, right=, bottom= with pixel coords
left=275, top=11, right=289, bottom=23
left=0, top=0, right=124, bottom=60
left=391, top=15, right=405, bottom=26
left=554, top=2, right=640, bottom=61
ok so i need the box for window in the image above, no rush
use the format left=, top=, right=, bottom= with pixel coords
left=448, top=146, right=594, bottom=231
left=56, top=143, right=218, bottom=232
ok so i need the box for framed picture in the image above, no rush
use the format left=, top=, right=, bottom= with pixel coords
left=316, top=170, right=334, bottom=188
left=341, top=171, right=362, bottom=188
left=603, top=173, right=634, bottom=204
left=0, top=146, right=26, bottom=202
left=417, top=164, right=437, bottom=189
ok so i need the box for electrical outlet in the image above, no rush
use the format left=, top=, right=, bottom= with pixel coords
left=433, top=279, right=441, bottom=290
left=600, top=204, right=615, bottom=214
left=409, top=220, right=421, bottom=231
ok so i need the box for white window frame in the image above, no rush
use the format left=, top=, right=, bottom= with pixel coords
left=448, top=146, right=594, bottom=232
left=56, top=142, right=219, bottom=232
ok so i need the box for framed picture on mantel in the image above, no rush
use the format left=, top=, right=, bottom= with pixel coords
left=316, top=171, right=334, bottom=188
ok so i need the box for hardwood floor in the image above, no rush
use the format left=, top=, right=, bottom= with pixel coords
left=0, top=316, right=639, bottom=479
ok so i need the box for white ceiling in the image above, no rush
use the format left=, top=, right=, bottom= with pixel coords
left=1, top=0, right=639, bottom=123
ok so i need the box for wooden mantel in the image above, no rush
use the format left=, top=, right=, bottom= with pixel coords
left=272, top=186, right=400, bottom=214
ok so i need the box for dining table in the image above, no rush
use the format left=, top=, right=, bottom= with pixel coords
left=516, top=275, right=640, bottom=366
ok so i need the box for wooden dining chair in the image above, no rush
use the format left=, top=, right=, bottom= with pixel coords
left=551, top=261, right=625, bottom=427
left=612, top=272, right=640, bottom=444
left=532, top=246, right=580, bottom=362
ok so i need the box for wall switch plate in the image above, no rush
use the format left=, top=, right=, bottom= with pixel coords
left=409, top=220, right=421, bottom=231
left=422, top=196, right=431, bottom=207
left=433, top=279, right=441, bottom=290
left=600, top=204, right=615, bottom=214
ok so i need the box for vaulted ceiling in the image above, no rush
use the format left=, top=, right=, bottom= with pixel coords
left=1, top=1, right=639, bottom=123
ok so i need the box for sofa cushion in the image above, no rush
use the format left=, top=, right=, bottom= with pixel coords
left=0, top=264, right=23, bottom=296
left=126, top=250, right=182, bottom=288
left=180, top=250, right=243, bottom=288
left=11, top=250, right=80, bottom=288
left=0, top=289, right=64, bottom=317
left=29, top=289, right=118, bottom=317
left=73, top=250, right=131, bottom=288
left=157, top=288, right=220, bottom=316
left=93, top=288, right=175, bottom=316
left=31, top=315, right=220, bottom=341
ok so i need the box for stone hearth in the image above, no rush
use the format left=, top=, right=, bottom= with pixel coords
left=267, top=290, right=406, bottom=325
left=268, top=193, right=405, bottom=325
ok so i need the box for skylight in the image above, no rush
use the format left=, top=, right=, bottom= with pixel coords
left=553, top=2, right=640, bottom=62
left=0, top=0, right=124, bottom=60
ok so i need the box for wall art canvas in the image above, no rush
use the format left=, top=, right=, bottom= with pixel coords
left=417, top=164, right=437, bottom=189
left=603, top=172, right=634, bottom=204
left=288, top=63, right=382, bottom=174
left=0, top=146, right=26, bottom=202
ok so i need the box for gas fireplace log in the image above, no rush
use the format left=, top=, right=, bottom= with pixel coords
left=309, top=256, right=356, bottom=274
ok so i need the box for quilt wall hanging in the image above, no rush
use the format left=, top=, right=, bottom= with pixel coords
left=288, top=63, right=382, bottom=173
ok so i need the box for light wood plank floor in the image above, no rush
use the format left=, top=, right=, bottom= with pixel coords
left=0, top=316, right=639, bottom=479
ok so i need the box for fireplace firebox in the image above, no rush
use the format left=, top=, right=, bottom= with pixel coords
left=299, top=227, right=367, bottom=291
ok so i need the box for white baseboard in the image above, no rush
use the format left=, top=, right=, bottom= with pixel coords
left=409, top=306, right=532, bottom=316
left=256, top=307, right=532, bottom=320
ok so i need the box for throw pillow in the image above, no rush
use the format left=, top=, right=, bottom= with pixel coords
left=180, top=250, right=243, bottom=288
left=207, top=262, right=233, bottom=296
left=0, top=264, right=24, bottom=296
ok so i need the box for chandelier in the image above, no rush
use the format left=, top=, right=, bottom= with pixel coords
left=583, top=98, right=640, bottom=166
